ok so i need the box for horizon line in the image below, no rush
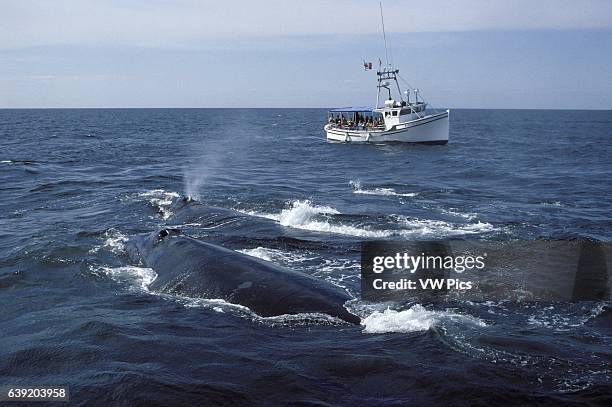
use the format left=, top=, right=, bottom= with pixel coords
left=1, top=106, right=611, bottom=111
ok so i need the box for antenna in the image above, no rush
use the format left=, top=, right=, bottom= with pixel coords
left=379, top=1, right=389, bottom=68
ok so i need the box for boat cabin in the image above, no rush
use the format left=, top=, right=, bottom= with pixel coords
left=374, top=99, right=427, bottom=130
left=328, top=99, right=428, bottom=131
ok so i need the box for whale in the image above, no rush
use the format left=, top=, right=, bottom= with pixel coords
left=125, top=228, right=361, bottom=324
left=168, top=197, right=250, bottom=226
left=167, top=199, right=278, bottom=238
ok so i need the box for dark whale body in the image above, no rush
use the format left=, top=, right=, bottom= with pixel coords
left=126, top=229, right=360, bottom=324
left=168, top=200, right=251, bottom=228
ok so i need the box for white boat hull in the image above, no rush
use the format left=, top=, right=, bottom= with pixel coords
left=325, top=110, right=450, bottom=144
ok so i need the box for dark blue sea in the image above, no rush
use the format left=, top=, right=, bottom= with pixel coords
left=1, top=108, right=611, bottom=406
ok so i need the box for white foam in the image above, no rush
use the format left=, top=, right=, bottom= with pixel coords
left=89, top=229, right=129, bottom=254
left=95, top=266, right=157, bottom=291
left=242, top=200, right=392, bottom=238
left=181, top=297, right=252, bottom=312
left=527, top=302, right=609, bottom=332
left=238, top=247, right=276, bottom=261
left=237, top=247, right=316, bottom=264
left=396, top=216, right=497, bottom=237
left=181, top=297, right=346, bottom=325
left=362, top=304, right=487, bottom=334
left=277, top=200, right=339, bottom=224
left=295, top=221, right=392, bottom=238
left=315, top=258, right=361, bottom=293
left=167, top=222, right=203, bottom=228
left=1, top=160, right=12, bottom=164
left=137, top=189, right=180, bottom=220
left=350, top=180, right=417, bottom=197
left=356, top=188, right=418, bottom=197
left=259, top=312, right=345, bottom=326
left=238, top=248, right=359, bottom=294
left=318, top=258, right=360, bottom=274
left=241, top=200, right=496, bottom=239
left=439, top=208, right=478, bottom=220
left=240, top=200, right=338, bottom=223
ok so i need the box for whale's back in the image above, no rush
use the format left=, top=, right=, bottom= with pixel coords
left=138, top=234, right=360, bottom=324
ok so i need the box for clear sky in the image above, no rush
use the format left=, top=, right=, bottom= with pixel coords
left=1, top=0, right=611, bottom=109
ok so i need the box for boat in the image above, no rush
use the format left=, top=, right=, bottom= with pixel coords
left=324, top=4, right=450, bottom=144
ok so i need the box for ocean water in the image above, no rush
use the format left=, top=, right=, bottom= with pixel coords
left=0, top=108, right=610, bottom=405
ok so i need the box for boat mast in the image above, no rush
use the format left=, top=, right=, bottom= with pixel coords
left=380, top=1, right=389, bottom=68
left=376, top=1, right=403, bottom=109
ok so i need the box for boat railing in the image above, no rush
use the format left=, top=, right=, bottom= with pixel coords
left=328, top=123, right=386, bottom=131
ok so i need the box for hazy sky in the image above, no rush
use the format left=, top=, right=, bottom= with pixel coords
left=1, top=0, right=612, bottom=109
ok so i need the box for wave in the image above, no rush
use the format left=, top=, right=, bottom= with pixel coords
left=241, top=200, right=391, bottom=238
left=361, top=304, right=487, bottom=334
left=277, top=200, right=339, bottom=224
left=350, top=180, right=418, bottom=197
left=242, top=200, right=497, bottom=239
left=274, top=200, right=389, bottom=237
left=137, top=189, right=179, bottom=220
